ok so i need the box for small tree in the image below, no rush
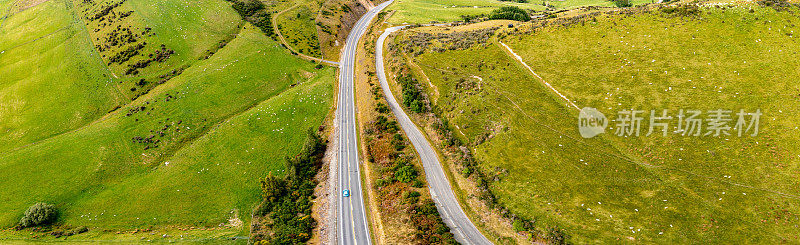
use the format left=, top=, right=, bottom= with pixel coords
left=19, top=203, right=57, bottom=228
left=260, top=173, right=286, bottom=204
left=489, top=7, right=532, bottom=21
left=394, top=165, right=418, bottom=183
left=613, top=0, right=632, bottom=7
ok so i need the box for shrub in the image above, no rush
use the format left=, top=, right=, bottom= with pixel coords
left=489, top=7, right=531, bottom=22
left=546, top=227, right=569, bottom=245
left=394, top=165, right=418, bottom=183
left=410, top=200, right=458, bottom=244
left=373, top=115, right=399, bottom=133
left=375, top=178, right=389, bottom=188
left=461, top=166, right=473, bottom=177
left=403, top=191, right=421, bottom=204
left=398, top=75, right=428, bottom=113
left=251, top=129, right=325, bottom=244
left=260, top=173, right=286, bottom=203
left=391, top=133, right=406, bottom=151
left=461, top=14, right=485, bottom=22
left=758, top=0, right=792, bottom=10
left=225, top=0, right=275, bottom=39
left=613, top=0, right=632, bottom=8
left=375, top=102, right=390, bottom=113
left=71, top=226, right=89, bottom=234
left=18, top=203, right=57, bottom=228
left=661, top=4, right=700, bottom=16
left=513, top=219, right=525, bottom=232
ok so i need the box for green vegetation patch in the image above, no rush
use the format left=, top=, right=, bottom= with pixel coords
left=277, top=5, right=322, bottom=57
left=0, top=23, right=334, bottom=234
left=408, top=5, right=800, bottom=243
left=0, top=0, right=125, bottom=152
left=385, top=0, right=654, bottom=24
left=0, top=0, right=243, bottom=154
left=489, top=6, right=531, bottom=21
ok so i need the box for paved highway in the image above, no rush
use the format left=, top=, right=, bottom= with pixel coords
left=375, top=27, right=493, bottom=245
left=336, top=1, right=393, bottom=245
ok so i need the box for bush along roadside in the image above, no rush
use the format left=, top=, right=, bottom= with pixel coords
left=363, top=84, right=457, bottom=244
left=388, top=45, right=569, bottom=243
left=397, top=74, right=430, bottom=114
left=360, top=30, right=457, bottom=244
left=250, top=128, right=326, bottom=244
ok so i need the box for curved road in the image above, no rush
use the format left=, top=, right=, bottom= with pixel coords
left=375, top=27, right=493, bottom=245
left=336, top=1, right=393, bottom=245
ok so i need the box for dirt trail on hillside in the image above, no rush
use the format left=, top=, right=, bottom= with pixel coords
left=498, top=40, right=580, bottom=111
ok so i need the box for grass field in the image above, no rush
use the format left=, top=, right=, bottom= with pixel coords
left=277, top=4, right=323, bottom=57
left=0, top=0, right=125, bottom=153
left=0, top=0, right=334, bottom=240
left=0, top=0, right=243, bottom=152
left=385, top=0, right=652, bottom=24
left=404, top=4, right=800, bottom=243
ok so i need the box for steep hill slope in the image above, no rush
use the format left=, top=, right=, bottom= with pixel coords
left=0, top=0, right=334, bottom=240
left=392, top=4, right=800, bottom=243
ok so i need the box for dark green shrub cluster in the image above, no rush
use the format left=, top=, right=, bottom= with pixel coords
left=49, top=226, right=89, bottom=238
left=397, top=74, right=428, bottom=113
left=392, top=158, right=418, bottom=183
left=124, top=44, right=174, bottom=75
left=391, top=133, right=406, bottom=151
left=375, top=102, right=390, bottom=113
left=758, top=0, right=794, bottom=10
left=225, top=0, right=276, bottom=39
left=108, top=42, right=146, bottom=64
left=489, top=7, right=532, bottom=22
left=460, top=14, right=486, bottom=23
left=409, top=200, right=458, bottom=244
left=373, top=115, right=399, bottom=133
left=251, top=129, right=326, bottom=244
left=613, top=0, right=632, bottom=8
left=660, top=4, right=700, bottom=16
left=87, top=0, right=127, bottom=21
left=18, top=203, right=57, bottom=228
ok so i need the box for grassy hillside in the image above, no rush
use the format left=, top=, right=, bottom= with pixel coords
left=0, top=0, right=335, bottom=239
left=0, top=0, right=242, bottom=153
left=267, top=0, right=366, bottom=61
left=0, top=0, right=125, bottom=153
left=277, top=4, right=322, bottom=57
left=399, top=4, right=800, bottom=243
left=385, top=0, right=652, bottom=24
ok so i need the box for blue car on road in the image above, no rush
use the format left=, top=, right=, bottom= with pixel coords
left=343, top=189, right=350, bottom=197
